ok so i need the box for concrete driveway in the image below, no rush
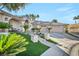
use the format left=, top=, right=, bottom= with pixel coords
left=50, top=32, right=79, bottom=41
left=41, top=32, right=79, bottom=56
left=39, top=37, right=69, bottom=56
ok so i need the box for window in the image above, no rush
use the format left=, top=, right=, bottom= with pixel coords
left=5, top=17, right=8, bottom=21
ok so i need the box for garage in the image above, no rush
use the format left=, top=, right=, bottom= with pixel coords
left=50, top=23, right=65, bottom=33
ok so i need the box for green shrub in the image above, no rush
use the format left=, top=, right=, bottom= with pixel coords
left=0, top=22, right=11, bottom=29
left=38, top=33, right=45, bottom=39
left=0, top=33, right=29, bottom=56
left=32, top=28, right=40, bottom=32
left=23, top=25, right=29, bottom=32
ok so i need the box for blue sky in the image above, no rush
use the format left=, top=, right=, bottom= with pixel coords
left=3, top=3, right=79, bottom=24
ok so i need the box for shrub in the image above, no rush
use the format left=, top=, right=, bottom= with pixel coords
left=38, top=33, right=45, bottom=39
left=32, top=28, right=40, bottom=32
left=23, top=25, right=29, bottom=32
left=0, top=22, right=11, bottom=29
left=0, top=33, right=29, bottom=56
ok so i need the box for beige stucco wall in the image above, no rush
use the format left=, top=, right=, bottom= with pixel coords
left=0, top=14, right=11, bottom=23
left=0, top=13, right=25, bottom=32
left=9, top=20, right=25, bottom=32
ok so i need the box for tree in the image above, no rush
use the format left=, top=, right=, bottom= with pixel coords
left=52, top=19, right=58, bottom=23
left=28, top=14, right=39, bottom=21
left=0, top=3, right=28, bottom=11
left=26, top=14, right=39, bottom=31
left=73, top=15, right=79, bottom=24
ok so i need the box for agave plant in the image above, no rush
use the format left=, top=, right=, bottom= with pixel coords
left=0, top=33, right=29, bottom=56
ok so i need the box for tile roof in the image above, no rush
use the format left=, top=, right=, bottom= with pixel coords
left=32, top=20, right=65, bottom=26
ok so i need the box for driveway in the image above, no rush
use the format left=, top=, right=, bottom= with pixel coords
left=40, top=32, right=79, bottom=56
left=50, top=32, right=79, bottom=41
left=39, top=37, right=69, bottom=56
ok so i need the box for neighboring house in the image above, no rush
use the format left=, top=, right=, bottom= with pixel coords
left=0, top=10, right=12, bottom=23
left=0, top=10, right=65, bottom=33
left=50, top=22, right=65, bottom=33
left=32, top=21, right=65, bottom=33
left=0, top=10, right=27, bottom=32
left=67, top=24, right=79, bottom=33
left=9, top=16, right=25, bottom=32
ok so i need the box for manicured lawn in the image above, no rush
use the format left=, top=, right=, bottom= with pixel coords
left=13, top=32, right=49, bottom=56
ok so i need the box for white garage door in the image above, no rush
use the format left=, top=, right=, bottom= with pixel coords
left=51, top=26, right=64, bottom=32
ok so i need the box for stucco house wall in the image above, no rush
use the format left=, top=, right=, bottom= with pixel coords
left=9, top=18, right=25, bottom=32
left=0, top=10, right=26, bottom=32
left=0, top=14, right=11, bottom=23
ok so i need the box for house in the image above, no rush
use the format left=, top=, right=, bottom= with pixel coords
left=0, top=10, right=27, bottom=32
left=0, top=10, right=65, bottom=33
left=32, top=21, right=65, bottom=33
left=9, top=16, right=26, bottom=32
left=0, top=10, right=12, bottom=23
left=50, top=22, right=65, bottom=33
left=67, top=24, right=79, bottom=33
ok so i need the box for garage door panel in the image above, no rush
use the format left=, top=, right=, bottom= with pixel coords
left=51, top=26, right=64, bottom=32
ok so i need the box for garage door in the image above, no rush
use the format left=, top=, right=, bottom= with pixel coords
left=51, top=26, right=64, bottom=32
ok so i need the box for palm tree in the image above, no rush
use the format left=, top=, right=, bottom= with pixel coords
left=0, top=3, right=28, bottom=11
left=29, top=14, right=39, bottom=21
left=73, top=15, right=79, bottom=24
left=26, top=14, right=39, bottom=31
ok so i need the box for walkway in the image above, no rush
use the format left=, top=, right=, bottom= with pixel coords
left=38, top=37, right=69, bottom=56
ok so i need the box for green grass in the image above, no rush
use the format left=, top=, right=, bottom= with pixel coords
left=13, top=32, right=49, bottom=56
left=47, top=39, right=58, bottom=44
left=47, top=37, right=60, bottom=44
